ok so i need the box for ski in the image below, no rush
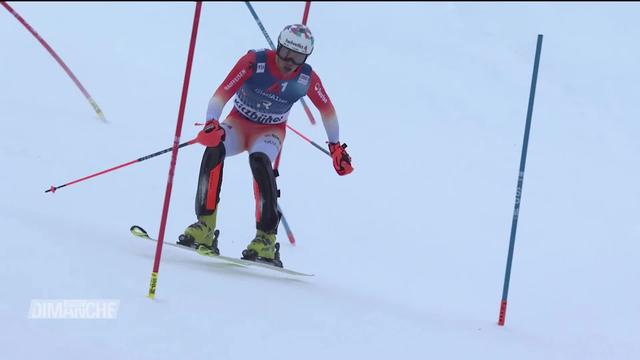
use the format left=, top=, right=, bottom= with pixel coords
left=130, top=225, right=313, bottom=277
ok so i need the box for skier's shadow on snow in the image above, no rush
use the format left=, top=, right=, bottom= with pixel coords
left=133, top=250, right=311, bottom=285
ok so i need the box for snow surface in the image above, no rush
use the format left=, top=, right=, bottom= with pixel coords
left=1, top=2, right=639, bottom=359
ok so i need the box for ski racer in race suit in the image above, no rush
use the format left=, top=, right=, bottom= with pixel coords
left=178, top=24, right=353, bottom=267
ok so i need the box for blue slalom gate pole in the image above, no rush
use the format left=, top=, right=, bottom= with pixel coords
left=498, top=34, right=544, bottom=326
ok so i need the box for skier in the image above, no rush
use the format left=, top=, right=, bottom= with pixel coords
left=177, top=24, right=353, bottom=267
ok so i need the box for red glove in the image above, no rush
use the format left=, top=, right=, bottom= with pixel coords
left=328, top=142, right=353, bottom=176
left=195, top=120, right=225, bottom=147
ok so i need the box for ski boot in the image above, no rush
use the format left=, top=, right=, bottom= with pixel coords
left=241, top=230, right=283, bottom=268
left=177, top=213, right=219, bottom=256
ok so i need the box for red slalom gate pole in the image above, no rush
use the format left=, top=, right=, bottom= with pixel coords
left=244, top=1, right=316, bottom=125
left=299, top=1, right=314, bottom=124
left=274, top=0, right=323, bottom=171
left=148, top=2, right=202, bottom=299
left=273, top=0, right=325, bottom=171
left=270, top=0, right=317, bottom=245
left=302, top=1, right=311, bottom=25
left=1, top=1, right=106, bottom=122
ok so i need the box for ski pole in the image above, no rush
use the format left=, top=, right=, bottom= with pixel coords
left=195, top=122, right=330, bottom=158
left=244, top=1, right=317, bottom=125
left=286, top=124, right=330, bottom=157
left=2, top=1, right=106, bottom=122
left=270, top=125, right=329, bottom=246
left=45, top=139, right=197, bottom=193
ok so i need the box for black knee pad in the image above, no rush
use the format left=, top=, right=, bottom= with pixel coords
left=250, top=152, right=280, bottom=233
left=196, top=144, right=226, bottom=216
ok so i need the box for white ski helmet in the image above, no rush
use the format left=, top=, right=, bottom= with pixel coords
left=277, top=24, right=314, bottom=55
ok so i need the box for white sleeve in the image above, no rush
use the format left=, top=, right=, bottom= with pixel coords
left=206, top=96, right=226, bottom=121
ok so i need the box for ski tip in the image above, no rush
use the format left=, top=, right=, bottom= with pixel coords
left=130, top=225, right=149, bottom=238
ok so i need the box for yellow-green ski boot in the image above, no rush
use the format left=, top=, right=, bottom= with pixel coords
left=241, top=230, right=282, bottom=267
left=177, top=213, right=219, bottom=256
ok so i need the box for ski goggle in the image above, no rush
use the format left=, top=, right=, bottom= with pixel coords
left=276, top=45, right=308, bottom=66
